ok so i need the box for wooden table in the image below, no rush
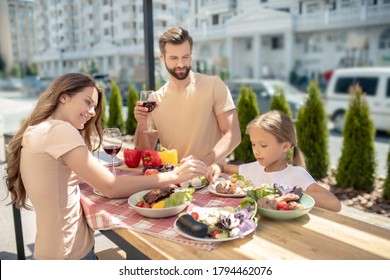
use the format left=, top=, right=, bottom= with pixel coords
left=98, top=207, right=390, bottom=260
left=80, top=165, right=390, bottom=260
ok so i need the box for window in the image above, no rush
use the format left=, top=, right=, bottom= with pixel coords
left=379, top=28, right=390, bottom=50
left=335, top=77, right=355, bottom=94
left=212, top=15, right=219, bottom=25
left=356, top=77, right=378, bottom=96
left=334, top=77, right=378, bottom=96
left=271, top=36, right=284, bottom=50
left=386, top=78, right=390, bottom=98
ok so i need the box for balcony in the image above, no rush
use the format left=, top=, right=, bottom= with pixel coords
left=295, top=4, right=390, bottom=31
left=199, top=0, right=234, bottom=14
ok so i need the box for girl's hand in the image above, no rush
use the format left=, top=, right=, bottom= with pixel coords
left=206, top=163, right=221, bottom=184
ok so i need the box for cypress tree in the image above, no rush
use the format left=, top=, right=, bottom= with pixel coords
left=270, top=86, right=292, bottom=118
left=108, top=80, right=125, bottom=132
left=99, top=82, right=108, bottom=128
left=383, top=144, right=390, bottom=199
left=233, top=86, right=259, bottom=163
left=335, top=85, right=376, bottom=191
left=296, top=80, right=329, bottom=179
left=126, top=83, right=139, bottom=135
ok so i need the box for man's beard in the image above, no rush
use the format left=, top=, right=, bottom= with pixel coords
left=165, top=64, right=191, bottom=80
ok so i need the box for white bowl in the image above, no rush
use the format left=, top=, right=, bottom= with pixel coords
left=128, top=190, right=190, bottom=218
left=258, top=193, right=315, bottom=221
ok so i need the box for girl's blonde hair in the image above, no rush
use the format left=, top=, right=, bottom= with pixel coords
left=246, top=110, right=306, bottom=168
left=5, top=72, right=104, bottom=209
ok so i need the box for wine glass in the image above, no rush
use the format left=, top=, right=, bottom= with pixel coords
left=140, top=90, right=157, bottom=133
left=102, top=128, right=123, bottom=175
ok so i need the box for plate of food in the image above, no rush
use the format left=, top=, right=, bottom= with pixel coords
left=247, top=183, right=315, bottom=221
left=179, top=176, right=209, bottom=190
left=207, top=174, right=254, bottom=197
left=128, top=186, right=194, bottom=218
left=174, top=202, right=258, bottom=242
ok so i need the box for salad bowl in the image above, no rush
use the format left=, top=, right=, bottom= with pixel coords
left=128, top=190, right=191, bottom=218
left=257, top=193, right=315, bottom=221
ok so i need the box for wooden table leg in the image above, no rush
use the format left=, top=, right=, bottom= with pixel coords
left=99, top=230, right=148, bottom=260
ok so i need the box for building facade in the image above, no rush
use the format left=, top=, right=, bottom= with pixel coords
left=0, top=0, right=35, bottom=73
left=32, top=0, right=191, bottom=83
left=3, top=0, right=389, bottom=88
left=188, top=0, right=390, bottom=88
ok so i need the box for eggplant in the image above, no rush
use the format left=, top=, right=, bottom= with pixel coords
left=176, top=214, right=208, bottom=238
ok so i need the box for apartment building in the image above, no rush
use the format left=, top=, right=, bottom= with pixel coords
left=4, top=0, right=389, bottom=88
left=188, top=0, right=390, bottom=87
left=0, top=0, right=35, bottom=73
left=32, top=0, right=190, bottom=83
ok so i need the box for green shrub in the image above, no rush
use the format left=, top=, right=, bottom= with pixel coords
left=383, top=144, right=390, bottom=199
left=335, top=85, right=376, bottom=191
left=97, top=81, right=108, bottom=128
left=107, top=80, right=125, bottom=132
left=270, top=86, right=292, bottom=118
left=296, top=80, right=329, bottom=179
left=233, top=86, right=259, bottom=163
left=126, top=83, right=139, bottom=135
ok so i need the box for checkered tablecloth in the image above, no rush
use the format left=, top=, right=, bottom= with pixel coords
left=79, top=175, right=242, bottom=251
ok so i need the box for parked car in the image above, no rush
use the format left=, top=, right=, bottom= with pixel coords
left=225, top=78, right=307, bottom=118
left=22, top=76, right=53, bottom=96
left=324, top=67, right=390, bottom=132
left=93, top=73, right=111, bottom=98
left=0, top=78, right=23, bottom=91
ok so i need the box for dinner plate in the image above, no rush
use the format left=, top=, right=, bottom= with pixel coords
left=173, top=216, right=255, bottom=242
left=207, top=184, right=246, bottom=198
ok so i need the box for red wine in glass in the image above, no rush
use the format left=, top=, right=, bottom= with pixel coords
left=102, top=128, right=123, bottom=175
left=140, top=90, right=157, bottom=133
left=142, top=101, right=156, bottom=112
left=103, top=145, right=121, bottom=156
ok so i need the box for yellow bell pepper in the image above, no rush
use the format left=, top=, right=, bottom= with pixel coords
left=159, top=147, right=178, bottom=166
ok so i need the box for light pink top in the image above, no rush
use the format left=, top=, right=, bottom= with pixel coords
left=21, top=120, right=94, bottom=259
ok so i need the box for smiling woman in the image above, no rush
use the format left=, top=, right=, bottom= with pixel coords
left=4, top=72, right=208, bottom=260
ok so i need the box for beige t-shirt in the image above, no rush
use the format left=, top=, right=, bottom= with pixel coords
left=152, top=73, right=236, bottom=161
left=20, top=120, right=94, bottom=259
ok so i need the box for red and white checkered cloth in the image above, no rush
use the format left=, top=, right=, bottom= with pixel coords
left=79, top=175, right=242, bottom=251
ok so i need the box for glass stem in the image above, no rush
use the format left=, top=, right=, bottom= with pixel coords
left=112, top=156, right=116, bottom=176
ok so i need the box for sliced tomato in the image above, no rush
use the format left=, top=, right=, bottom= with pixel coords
left=191, top=212, right=199, bottom=221
left=145, top=169, right=159, bottom=176
left=136, top=201, right=144, bottom=207
left=277, top=201, right=287, bottom=210
left=211, top=230, right=221, bottom=239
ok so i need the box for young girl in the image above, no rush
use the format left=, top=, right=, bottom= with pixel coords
left=210, top=110, right=341, bottom=212
left=4, top=73, right=207, bottom=260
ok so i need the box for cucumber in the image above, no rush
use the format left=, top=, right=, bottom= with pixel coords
left=176, top=214, right=208, bottom=238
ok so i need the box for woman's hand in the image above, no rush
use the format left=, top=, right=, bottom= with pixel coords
left=174, top=158, right=207, bottom=182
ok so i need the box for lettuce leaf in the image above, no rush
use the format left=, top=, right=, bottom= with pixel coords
left=164, top=188, right=194, bottom=207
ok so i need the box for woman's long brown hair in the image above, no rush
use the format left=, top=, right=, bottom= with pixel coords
left=4, top=73, right=104, bottom=209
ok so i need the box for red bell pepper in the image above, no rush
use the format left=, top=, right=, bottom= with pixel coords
left=123, top=148, right=142, bottom=168
left=142, top=150, right=162, bottom=167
